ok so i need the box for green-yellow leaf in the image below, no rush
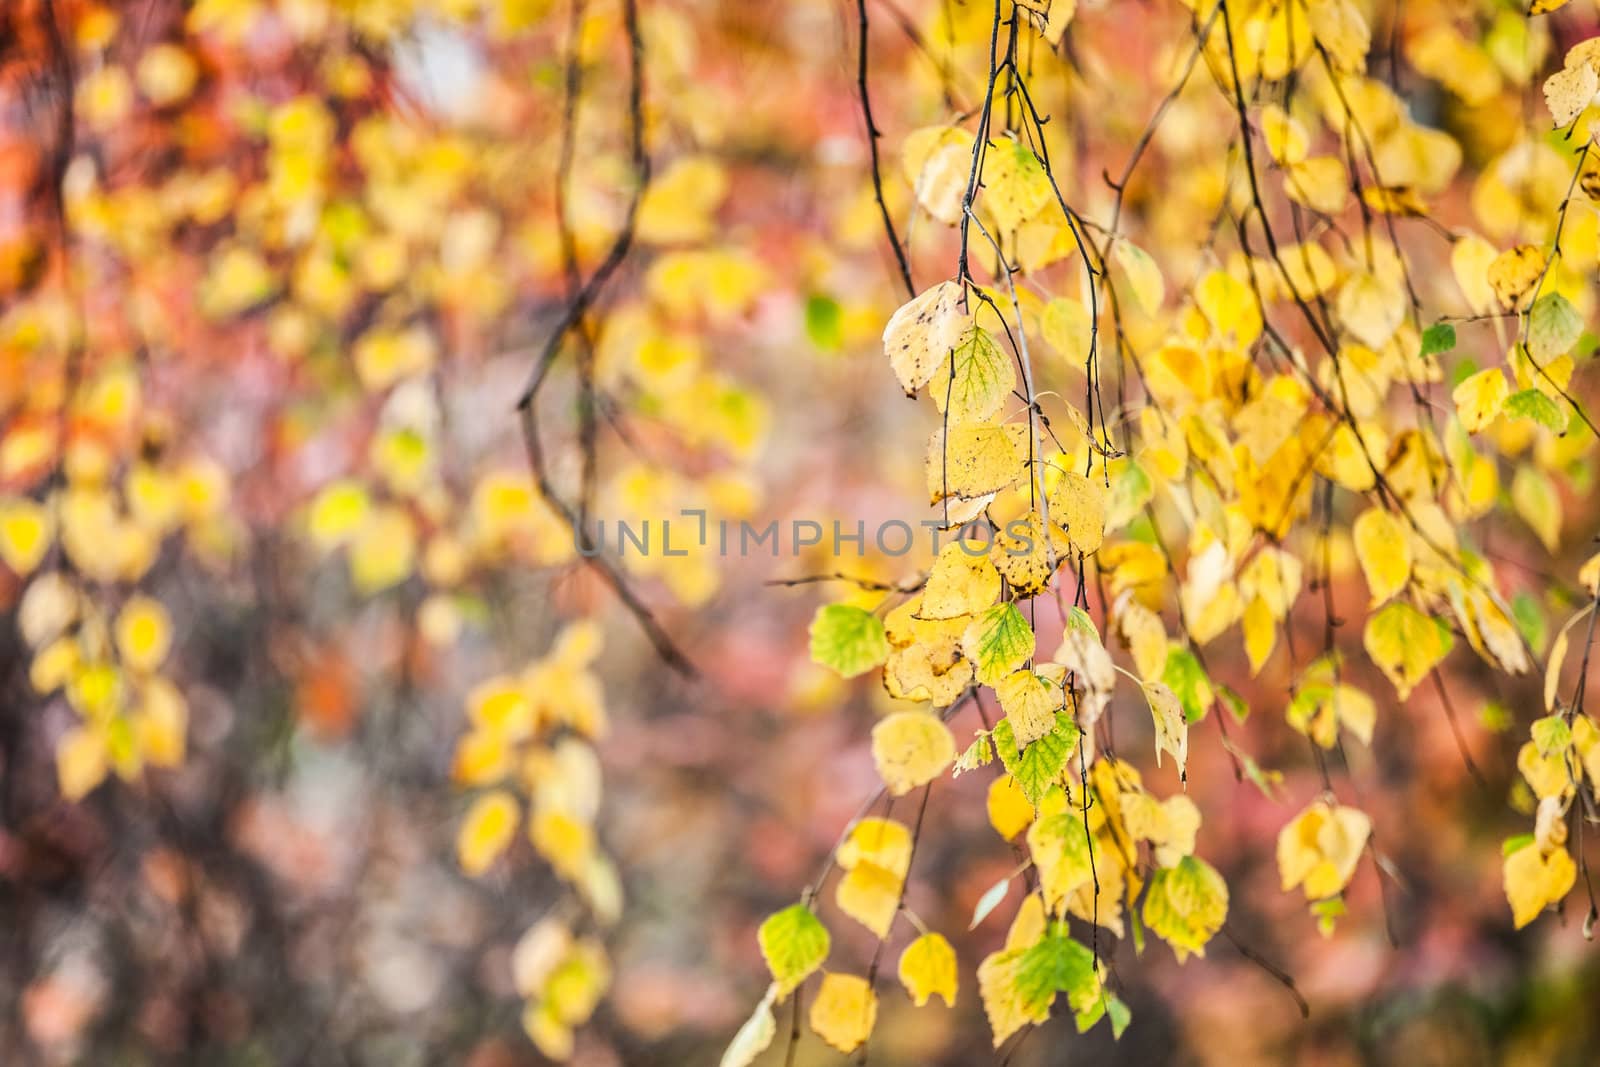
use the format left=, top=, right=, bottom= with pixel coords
left=809, top=603, right=889, bottom=678
left=962, top=603, right=1035, bottom=684
left=1528, top=292, right=1582, bottom=361
left=1512, top=464, right=1562, bottom=550
left=758, top=904, right=830, bottom=998
left=1363, top=601, right=1454, bottom=699
left=934, top=327, right=1015, bottom=425
left=1141, top=855, right=1229, bottom=962
left=993, top=713, right=1078, bottom=806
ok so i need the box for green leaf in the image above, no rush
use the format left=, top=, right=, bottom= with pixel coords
left=1479, top=701, right=1513, bottom=732
left=1216, top=683, right=1249, bottom=723
left=804, top=294, right=843, bottom=351
left=1108, top=994, right=1132, bottom=1039
left=1511, top=591, right=1547, bottom=656
left=1015, top=934, right=1100, bottom=1015
left=934, top=327, right=1015, bottom=425
left=969, top=876, right=1012, bottom=929
left=758, top=904, right=830, bottom=997
left=1066, top=605, right=1098, bottom=637
left=1528, top=292, right=1582, bottom=361
left=808, top=604, right=889, bottom=678
left=1311, top=896, right=1346, bottom=936
left=1235, top=749, right=1284, bottom=800
left=1074, top=991, right=1132, bottom=1038
left=1449, top=357, right=1480, bottom=389
left=1531, top=713, right=1572, bottom=756
left=1511, top=464, right=1562, bottom=551
left=1104, top=460, right=1154, bottom=532
left=1420, top=321, right=1456, bottom=358
left=993, top=712, right=1079, bottom=806
left=1503, top=833, right=1536, bottom=857
left=954, top=730, right=994, bottom=775
left=1141, top=856, right=1228, bottom=962
left=1503, top=388, right=1568, bottom=432
left=963, top=603, right=1035, bottom=684
left=1161, top=646, right=1213, bottom=723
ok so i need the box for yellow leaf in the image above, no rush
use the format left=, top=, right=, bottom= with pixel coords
left=1543, top=60, right=1597, bottom=128
left=1351, top=508, right=1411, bottom=606
left=1582, top=552, right=1600, bottom=596
left=136, top=43, right=199, bottom=106
left=1452, top=367, right=1510, bottom=433
left=977, top=948, right=1040, bottom=1047
left=1261, top=104, right=1307, bottom=164
left=838, top=817, right=913, bottom=877
left=56, top=725, right=109, bottom=801
left=982, top=139, right=1054, bottom=233
left=871, top=711, right=956, bottom=795
left=353, top=326, right=436, bottom=392
left=530, top=808, right=593, bottom=883
left=1194, top=270, right=1262, bottom=347
left=1487, top=244, right=1546, bottom=310
left=1285, top=156, right=1349, bottom=214
left=1450, top=233, right=1500, bottom=314
left=1040, top=297, right=1093, bottom=361
left=809, top=973, right=878, bottom=1054
left=457, top=790, right=520, bottom=876
left=1546, top=623, right=1571, bottom=712
left=1049, top=470, right=1107, bottom=555
left=349, top=505, right=417, bottom=594
left=1144, top=682, right=1188, bottom=777
left=1306, top=0, right=1369, bottom=72
left=902, top=126, right=975, bottom=226
left=115, top=595, right=173, bottom=673
left=919, top=540, right=1001, bottom=619
left=0, top=498, right=54, bottom=576
left=926, top=423, right=1028, bottom=503
left=899, top=932, right=958, bottom=1007
left=1118, top=600, right=1169, bottom=680
left=837, top=861, right=903, bottom=938
left=1277, top=801, right=1370, bottom=900
left=136, top=676, right=188, bottom=767
left=1112, top=239, right=1164, bottom=316
left=1336, top=272, right=1404, bottom=349
left=883, top=281, right=970, bottom=395
left=1504, top=841, right=1576, bottom=928
left=1243, top=596, right=1276, bottom=674
left=636, top=156, right=728, bottom=244
left=987, top=774, right=1035, bottom=840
